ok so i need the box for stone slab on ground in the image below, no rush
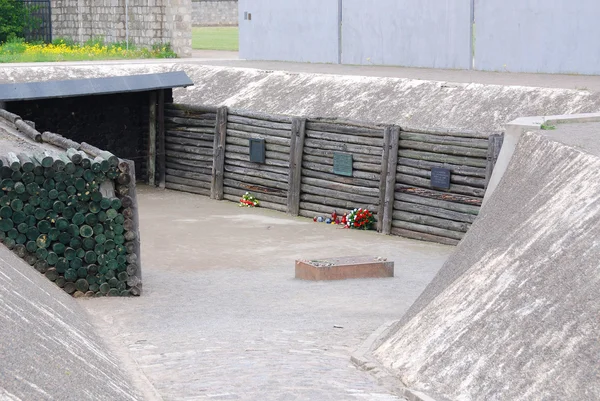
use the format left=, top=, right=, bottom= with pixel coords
left=78, top=186, right=452, bottom=400
left=295, top=255, right=394, bottom=280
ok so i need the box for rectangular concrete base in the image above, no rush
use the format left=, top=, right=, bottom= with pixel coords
left=295, top=256, right=394, bottom=281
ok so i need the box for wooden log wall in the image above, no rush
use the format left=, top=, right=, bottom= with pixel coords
left=298, top=120, right=385, bottom=221
left=221, top=109, right=293, bottom=212
left=391, top=128, right=494, bottom=246
left=163, top=103, right=217, bottom=197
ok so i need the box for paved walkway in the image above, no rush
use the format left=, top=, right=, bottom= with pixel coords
left=79, top=187, right=453, bottom=400
left=2, top=50, right=600, bottom=92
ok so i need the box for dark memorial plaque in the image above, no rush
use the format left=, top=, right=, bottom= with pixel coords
left=249, top=138, right=266, bottom=163
left=333, top=152, right=353, bottom=177
left=431, top=167, right=451, bottom=190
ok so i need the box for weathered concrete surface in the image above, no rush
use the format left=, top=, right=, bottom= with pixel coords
left=1, top=64, right=599, bottom=131
left=0, top=247, right=143, bottom=400
left=79, top=186, right=453, bottom=400
left=373, top=130, right=600, bottom=400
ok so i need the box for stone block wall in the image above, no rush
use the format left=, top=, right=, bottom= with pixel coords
left=192, top=0, right=238, bottom=26
left=51, top=0, right=192, bottom=57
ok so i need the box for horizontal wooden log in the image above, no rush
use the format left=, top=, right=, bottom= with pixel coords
left=164, top=103, right=218, bottom=114
left=305, top=130, right=384, bottom=147
left=304, top=138, right=382, bottom=156
left=164, top=108, right=216, bottom=120
left=227, top=129, right=291, bottom=146
left=302, top=168, right=379, bottom=188
left=301, top=193, right=378, bottom=212
left=224, top=172, right=289, bottom=190
left=223, top=178, right=287, bottom=197
left=166, top=130, right=214, bottom=142
left=303, top=151, right=381, bottom=171
left=401, top=126, right=494, bottom=139
left=398, top=149, right=487, bottom=168
left=394, top=200, right=476, bottom=224
left=165, top=158, right=212, bottom=170
left=398, top=157, right=486, bottom=178
left=300, top=184, right=378, bottom=205
left=390, top=227, right=460, bottom=246
left=42, top=131, right=79, bottom=150
left=166, top=127, right=215, bottom=135
left=400, top=131, right=489, bottom=149
left=395, top=192, right=480, bottom=216
left=300, top=200, right=377, bottom=216
left=165, top=182, right=211, bottom=197
left=303, top=146, right=382, bottom=165
left=166, top=143, right=213, bottom=156
left=80, top=142, right=103, bottom=158
left=224, top=164, right=289, bottom=184
left=396, top=185, right=482, bottom=207
left=226, top=152, right=289, bottom=168
left=391, top=220, right=464, bottom=240
left=301, top=177, right=379, bottom=197
left=0, top=109, right=21, bottom=124
left=395, top=175, right=485, bottom=198
left=165, top=116, right=215, bottom=128
left=165, top=136, right=214, bottom=148
left=305, top=120, right=383, bottom=137
left=228, top=109, right=293, bottom=124
left=399, top=140, right=488, bottom=158
left=15, top=119, right=42, bottom=142
left=223, top=186, right=287, bottom=205
left=225, top=159, right=288, bottom=175
left=302, top=160, right=380, bottom=181
left=225, top=145, right=289, bottom=161
left=227, top=122, right=291, bottom=139
left=166, top=168, right=211, bottom=183
left=165, top=161, right=212, bottom=175
left=397, top=165, right=486, bottom=188
left=226, top=136, right=290, bottom=153
left=393, top=210, right=470, bottom=232
left=223, top=194, right=288, bottom=212
left=165, top=175, right=211, bottom=189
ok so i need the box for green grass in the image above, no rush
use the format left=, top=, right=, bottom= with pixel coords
left=192, top=27, right=239, bottom=51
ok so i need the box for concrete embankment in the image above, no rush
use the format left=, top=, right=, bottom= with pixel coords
left=373, top=129, right=600, bottom=400
left=0, top=246, right=141, bottom=400
left=1, top=64, right=599, bottom=131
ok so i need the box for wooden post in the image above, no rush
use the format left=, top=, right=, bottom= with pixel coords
left=484, top=133, right=504, bottom=189
left=377, top=127, right=391, bottom=232
left=382, top=127, right=400, bottom=235
left=148, top=91, right=157, bottom=186
left=157, top=90, right=166, bottom=189
left=211, top=106, right=228, bottom=200
left=287, top=117, right=306, bottom=215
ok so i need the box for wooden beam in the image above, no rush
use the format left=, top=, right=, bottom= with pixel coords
left=485, top=133, right=504, bottom=189
left=382, top=126, right=400, bottom=235
left=148, top=91, right=157, bottom=186
left=157, top=89, right=166, bottom=189
left=287, top=117, right=306, bottom=216
left=211, top=106, right=228, bottom=200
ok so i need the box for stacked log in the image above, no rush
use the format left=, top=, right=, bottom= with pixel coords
left=0, top=149, right=140, bottom=297
left=222, top=110, right=292, bottom=212
left=163, top=104, right=217, bottom=196
left=392, top=128, right=491, bottom=245
left=299, top=120, right=384, bottom=219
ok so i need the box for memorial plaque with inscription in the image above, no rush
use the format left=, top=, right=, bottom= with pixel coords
left=249, top=138, right=266, bottom=163
left=333, top=152, right=353, bottom=177
left=431, top=167, right=451, bottom=190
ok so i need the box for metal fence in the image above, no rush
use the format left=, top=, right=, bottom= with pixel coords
left=21, top=0, right=52, bottom=43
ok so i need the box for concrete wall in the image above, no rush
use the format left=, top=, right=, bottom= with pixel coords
left=51, top=0, right=192, bottom=57
left=192, top=0, right=238, bottom=26
left=475, top=0, right=600, bottom=74
left=341, top=0, right=472, bottom=69
left=238, top=0, right=339, bottom=63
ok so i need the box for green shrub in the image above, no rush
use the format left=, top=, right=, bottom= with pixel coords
left=0, top=36, right=26, bottom=55
left=0, top=0, right=27, bottom=44
left=52, top=37, right=76, bottom=47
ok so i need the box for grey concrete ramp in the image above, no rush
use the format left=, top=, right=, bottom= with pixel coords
left=0, top=246, right=141, bottom=400
left=373, top=131, right=600, bottom=400
left=1, top=64, right=600, bottom=131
